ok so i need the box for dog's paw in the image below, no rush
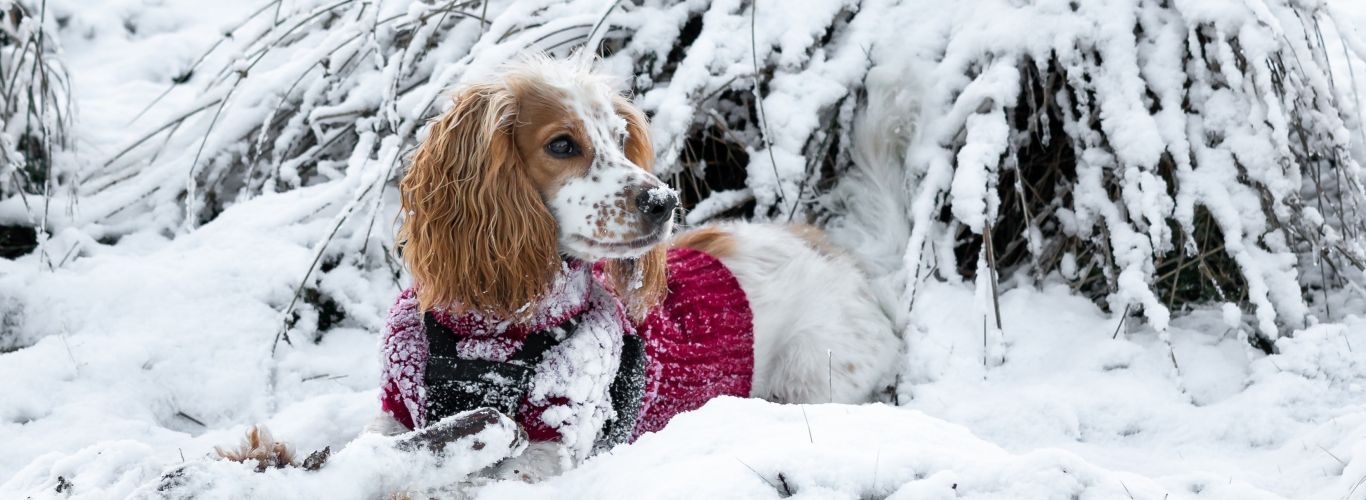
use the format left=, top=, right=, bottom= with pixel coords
left=397, top=407, right=527, bottom=456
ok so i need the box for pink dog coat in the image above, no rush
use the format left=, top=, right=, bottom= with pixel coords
left=379, top=247, right=753, bottom=447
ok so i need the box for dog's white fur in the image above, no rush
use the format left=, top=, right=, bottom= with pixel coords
left=713, top=222, right=901, bottom=404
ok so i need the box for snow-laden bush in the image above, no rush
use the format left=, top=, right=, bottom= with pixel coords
left=0, top=0, right=72, bottom=239
left=830, top=0, right=1366, bottom=350
left=68, top=0, right=1366, bottom=347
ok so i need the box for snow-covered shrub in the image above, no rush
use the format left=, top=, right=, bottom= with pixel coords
left=74, top=0, right=1366, bottom=347
left=830, top=0, right=1366, bottom=347
left=0, top=0, right=72, bottom=244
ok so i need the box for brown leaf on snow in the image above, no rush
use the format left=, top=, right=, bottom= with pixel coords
left=213, top=425, right=295, bottom=472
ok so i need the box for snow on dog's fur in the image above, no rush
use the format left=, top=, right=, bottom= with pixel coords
left=370, top=54, right=903, bottom=481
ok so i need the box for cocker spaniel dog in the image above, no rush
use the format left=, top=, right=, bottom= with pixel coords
left=372, top=55, right=901, bottom=480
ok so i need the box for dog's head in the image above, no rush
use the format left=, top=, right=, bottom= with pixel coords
left=399, top=56, right=675, bottom=320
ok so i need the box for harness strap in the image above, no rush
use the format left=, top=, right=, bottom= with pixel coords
left=597, top=333, right=646, bottom=450
left=422, top=308, right=646, bottom=449
left=423, top=311, right=583, bottom=423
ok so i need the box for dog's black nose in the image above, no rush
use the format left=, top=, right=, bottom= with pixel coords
left=635, top=187, right=677, bottom=225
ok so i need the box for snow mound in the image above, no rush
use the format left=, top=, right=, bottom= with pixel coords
left=483, top=398, right=1193, bottom=499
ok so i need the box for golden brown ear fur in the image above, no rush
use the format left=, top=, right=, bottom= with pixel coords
left=398, top=83, right=559, bottom=317
left=605, top=96, right=668, bottom=320
left=604, top=245, right=668, bottom=321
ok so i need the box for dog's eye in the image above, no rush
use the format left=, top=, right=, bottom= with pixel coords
left=545, top=136, right=580, bottom=158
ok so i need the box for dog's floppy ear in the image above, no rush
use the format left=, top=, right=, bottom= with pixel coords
left=399, top=83, right=559, bottom=317
left=605, top=95, right=668, bottom=320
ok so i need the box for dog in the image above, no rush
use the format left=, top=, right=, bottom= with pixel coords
left=370, top=55, right=902, bottom=480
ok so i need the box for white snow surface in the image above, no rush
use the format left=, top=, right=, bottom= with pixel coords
left=4, top=0, right=1366, bottom=498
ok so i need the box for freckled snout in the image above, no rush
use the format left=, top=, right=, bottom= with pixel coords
left=632, top=185, right=678, bottom=228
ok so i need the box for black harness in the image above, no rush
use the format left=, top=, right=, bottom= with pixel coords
left=422, top=310, right=647, bottom=449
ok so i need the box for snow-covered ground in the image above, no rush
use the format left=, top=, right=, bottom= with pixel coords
left=5, top=0, right=1366, bottom=498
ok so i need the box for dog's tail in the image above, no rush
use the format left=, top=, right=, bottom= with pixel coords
left=824, top=63, right=923, bottom=337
